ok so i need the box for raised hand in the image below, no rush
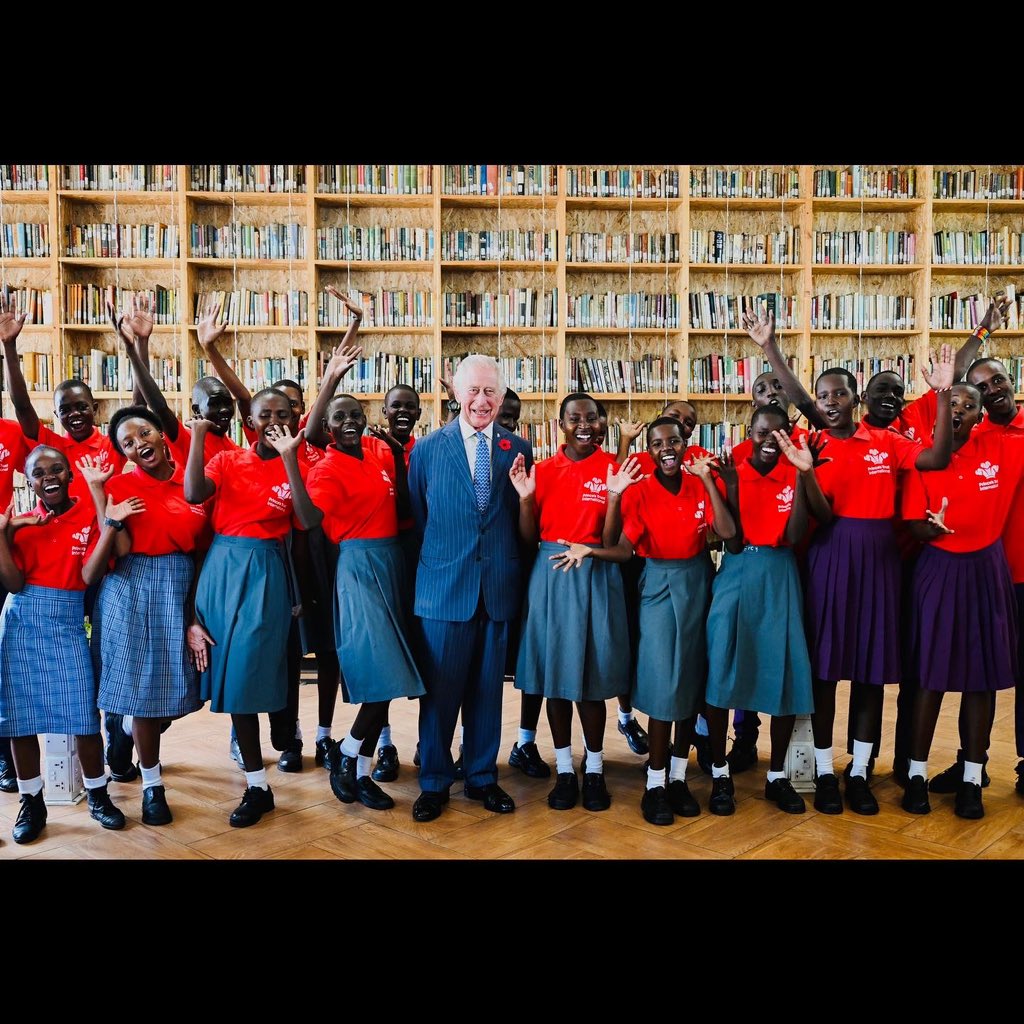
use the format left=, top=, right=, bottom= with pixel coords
left=110, top=291, right=157, bottom=345
left=196, top=299, right=228, bottom=348
left=922, top=343, right=955, bottom=392
left=76, top=453, right=115, bottom=488
left=805, top=430, right=831, bottom=468
left=367, top=423, right=403, bottom=454
left=186, top=622, right=216, bottom=672
left=0, top=294, right=28, bottom=344
left=740, top=308, right=775, bottom=349
left=184, top=416, right=220, bottom=434
left=265, top=423, right=304, bottom=456
left=440, top=376, right=456, bottom=400
left=616, top=418, right=646, bottom=444
left=508, top=453, right=536, bottom=499
left=324, top=285, right=364, bottom=322
left=10, top=508, right=54, bottom=530
left=324, top=341, right=362, bottom=379
left=549, top=539, right=593, bottom=573
left=106, top=493, right=146, bottom=522
left=981, top=296, right=1011, bottom=334
left=926, top=496, right=954, bottom=535
left=684, top=454, right=718, bottom=480
left=774, top=429, right=814, bottom=472
left=713, top=447, right=738, bottom=486
left=607, top=456, right=643, bottom=495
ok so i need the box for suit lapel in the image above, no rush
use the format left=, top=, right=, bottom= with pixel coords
left=443, top=420, right=477, bottom=504
left=490, top=426, right=515, bottom=500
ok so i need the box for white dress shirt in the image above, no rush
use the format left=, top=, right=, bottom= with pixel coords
left=459, top=418, right=494, bottom=481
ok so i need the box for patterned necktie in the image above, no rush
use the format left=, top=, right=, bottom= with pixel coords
left=474, top=431, right=490, bottom=512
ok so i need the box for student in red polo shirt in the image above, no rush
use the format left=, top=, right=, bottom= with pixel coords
left=900, top=382, right=1024, bottom=819
left=0, top=445, right=143, bottom=844
left=184, top=388, right=318, bottom=828
left=616, top=399, right=714, bottom=474
left=512, top=393, right=640, bottom=812
left=703, top=408, right=830, bottom=815
left=601, top=417, right=736, bottom=825
left=90, top=405, right=212, bottom=827
left=304, top=394, right=425, bottom=811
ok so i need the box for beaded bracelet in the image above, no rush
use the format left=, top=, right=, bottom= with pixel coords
left=973, top=326, right=991, bottom=343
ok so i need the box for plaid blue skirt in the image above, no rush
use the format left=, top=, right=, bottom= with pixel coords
left=335, top=536, right=425, bottom=704
left=195, top=534, right=291, bottom=715
left=93, top=553, right=202, bottom=718
left=515, top=541, right=629, bottom=701
left=0, top=585, right=100, bottom=736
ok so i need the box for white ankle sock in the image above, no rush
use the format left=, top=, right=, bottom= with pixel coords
left=84, top=773, right=107, bottom=791
left=518, top=728, right=537, bottom=746
left=340, top=734, right=362, bottom=758
left=356, top=754, right=372, bottom=779
left=17, top=775, right=43, bottom=796
left=122, top=715, right=134, bottom=736
left=646, top=767, right=666, bottom=790
left=963, top=760, right=983, bottom=786
left=814, top=746, right=834, bottom=777
left=767, top=770, right=786, bottom=783
left=909, top=759, right=928, bottom=781
left=554, top=745, right=573, bottom=774
left=618, top=708, right=633, bottom=726
left=245, top=768, right=268, bottom=791
left=140, top=763, right=162, bottom=788
left=379, top=725, right=392, bottom=748
left=316, top=725, right=332, bottom=742
left=585, top=747, right=604, bottom=774
left=711, top=762, right=730, bottom=779
left=851, top=740, right=873, bottom=779
left=669, top=756, right=687, bottom=782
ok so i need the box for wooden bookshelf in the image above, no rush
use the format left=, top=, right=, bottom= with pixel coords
left=2, top=163, right=1021, bottom=438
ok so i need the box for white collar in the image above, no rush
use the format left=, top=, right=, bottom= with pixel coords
left=459, top=418, right=495, bottom=442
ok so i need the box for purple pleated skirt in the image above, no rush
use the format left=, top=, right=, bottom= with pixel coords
left=908, top=540, right=1018, bottom=693
left=804, top=517, right=901, bottom=686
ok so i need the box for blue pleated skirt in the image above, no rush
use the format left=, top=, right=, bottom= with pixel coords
left=0, top=585, right=100, bottom=736
left=632, top=555, right=713, bottom=722
left=909, top=540, right=1018, bottom=693
left=93, top=552, right=202, bottom=718
left=335, top=536, right=425, bottom=704
left=706, top=546, right=814, bottom=717
left=195, top=534, right=290, bottom=715
left=515, top=541, right=629, bottom=701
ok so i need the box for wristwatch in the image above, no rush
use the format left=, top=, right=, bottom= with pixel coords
left=104, top=517, right=125, bottom=531
left=447, top=398, right=461, bottom=413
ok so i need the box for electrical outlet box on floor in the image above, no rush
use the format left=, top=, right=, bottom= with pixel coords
left=44, top=733, right=85, bottom=805
left=785, top=715, right=816, bottom=792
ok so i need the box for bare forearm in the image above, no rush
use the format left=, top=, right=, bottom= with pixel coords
left=702, top=477, right=736, bottom=540
left=281, top=451, right=323, bottom=530
left=517, top=497, right=539, bottom=545
left=82, top=526, right=119, bottom=585
left=785, top=474, right=810, bottom=544
left=183, top=428, right=215, bottom=503
left=305, top=369, right=344, bottom=448
left=802, top=467, right=832, bottom=524
left=603, top=492, right=625, bottom=549
left=203, top=341, right=251, bottom=422
left=125, top=340, right=178, bottom=437
left=914, top=390, right=951, bottom=470
left=722, top=481, right=743, bottom=553
left=3, top=340, right=40, bottom=437
left=131, top=335, right=150, bottom=407
left=0, top=532, right=23, bottom=592
left=763, top=336, right=825, bottom=429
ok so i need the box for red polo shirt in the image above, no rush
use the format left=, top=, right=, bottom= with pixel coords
left=35, top=425, right=127, bottom=502
left=106, top=464, right=211, bottom=555
left=0, top=420, right=28, bottom=508
left=204, top=448, right=309, bottom=539
left=620, top=473, right=713, bottom=558
left=533, top=446, right=618, bottom=544
left=306, top=445, right=398, bottom=544
left=12, top=497, right=98, bottom=590
left=717, top=458, right=800, bottom=547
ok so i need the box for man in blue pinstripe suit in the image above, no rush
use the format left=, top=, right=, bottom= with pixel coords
left=408, top=355, right=534, bottom=821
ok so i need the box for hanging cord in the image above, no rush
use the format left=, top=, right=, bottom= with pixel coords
left=539, top=165, right=547, bottom=454
left=113, top=169, right=121, bottom=401
left=779, top=165, right=786, bottom=409
left=0, top=184, right=6, bottom=419
left=722, top=167, right=730, bottom=446
left=626, top=165, right=633, bottom=422
left=664, top=169, right=671, bottom=407
left=857, top=176, right=864, bottom=398
left=287, top=187, right=295, bottom=383
left=983, top=162, right=992, bottom=321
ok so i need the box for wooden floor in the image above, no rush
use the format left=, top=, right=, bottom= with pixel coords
left=3, top=672, right=1023, bottom=860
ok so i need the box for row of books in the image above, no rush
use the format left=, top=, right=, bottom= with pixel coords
left=932, top=229, right=1023, bottom=266
left=931, top=288, right=1021, bottom=330
left=1, top=222, right=49, bottom=258
left=443, top=290, right=557, bottom=328
left=564, top=167, right=680, bottom=199
left=440, top=166, right=556, bottom=197
left=440, top=230, right=556, bottom=262
left=17, top=352, right=51, bottom=392
left=933, top=169, right=1024, bottom=200
left=318, top=226, right=433, bottom=262
left=0, top=287, right=53, bottom=324
left=64, top=285, right=177, bottom=326
left=1, top=165, right=49, bottom=191
left=689, top=292, right=798, bottom=331
left=689, top=354, right=781, bottom=394
left=565, top=232, right=680, bottom=265
left=188, top=166, right=306, bottom=193
left=315, top=353, right=433, bottom=395
left=813, top=229, right=917, bottom=266
left=61, top=166, right=176, bottom=191
left=316, top=165, right=433, bottom=195
left=808, top=355, right=918, bottom=394
left=513, top=420, right=560, bottom=462
left=195, top=357, right=309, bottom=393
left=566, top=292, right=679, bottom=329
left=318, top=289, right=433, bottom=329
left=441, top=356, right=558, bottom=395
left=689, top=168, right=799, bottom=200
left=567, top=356, right=679, bottom=394
left=689, top=229, right=799, bottom=265
left=810, top=293, right=915, bottom=331
left=193, top=289, right=307, bottom=327
left=66, top=352, right=182, bottom=393
left=812, top=167, right=917, bottom=199
left=65, top=223, right=180, bottom=259
left=190, top=223, right=305, bottom=261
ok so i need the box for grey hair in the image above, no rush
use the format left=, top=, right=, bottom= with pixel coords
left=453, top=354, right=507, bottom=399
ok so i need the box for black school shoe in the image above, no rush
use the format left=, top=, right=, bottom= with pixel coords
left=548, top=773, right=579, bottom=810
left=315, top=737, right=337, bottom=771
left=954, top=781, right=985, bottom=820
left=667, top=780, right=700, bottom=817
left=930, top=758, right=991, bottom=793
left=87, top=785, right=126, bottom=830
left=726, top=740, right=759, bottom=774
left=843, top=773, right=879, bottom=815
left=277, top=743, right=303, bottom=773
left=618, top=718, right=649, bottom=756
left=105, top=713, right=139, bottom=782
left=12, top=791, right=47, bottom=844
left=229, top=785, right=275, bottom=827
left=641, top=786, right=674, bottom=825
left=901, top=776, right=931, bottom=815
left=0, top=738, right=18, bottom=793
left=708, top=775, right=735, bottom=816
left=581, top=772, right=611, bottom=811
left=764, top=777, right=806, bottom=814
left=142, top=785, right=173, bottom=826
left=371, top=744, right=400, bottom=782
left=813, top=773, right=843, bottom=814
left=509, top=741, right=552, bottom=779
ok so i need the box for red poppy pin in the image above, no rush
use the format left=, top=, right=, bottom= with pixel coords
left=498, top=438, right=512, bottom=451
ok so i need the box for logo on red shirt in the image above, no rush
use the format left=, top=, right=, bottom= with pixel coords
left=695, top=499, right=707, bottom=530
left=71, top=524, right=91, bottom=555
left=863, top=448, right=891, bottom=475
left=581, top=476, right=608, bottom=503
left=0, top=443, right=10, bottom=470
left=776, top=484, right=794, bottom=512
left=976, top=461, right=1000, bottom=491
left=268, top=482, right=292, bottom=511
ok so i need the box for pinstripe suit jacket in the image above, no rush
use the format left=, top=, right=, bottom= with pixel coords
left=409, top=419, right=533, bottom=622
